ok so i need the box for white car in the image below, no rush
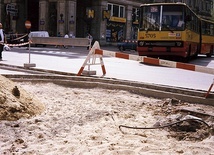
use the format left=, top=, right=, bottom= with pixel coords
left=29, top=31, right=49, bottom=47
left=29, top=31, right=49, bottom=38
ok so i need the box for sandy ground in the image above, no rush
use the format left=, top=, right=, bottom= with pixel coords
left=0, top=79, right=214, bottom=155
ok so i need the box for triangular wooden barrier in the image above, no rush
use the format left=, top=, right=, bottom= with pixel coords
left=77, top=41, right=106, bottom=76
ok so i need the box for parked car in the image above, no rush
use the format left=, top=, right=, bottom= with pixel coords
left=29, top=31, right=49, bottom=47
left=29, top=31, right=49, bottom=38
left=117, top=40, right=137, bottom=51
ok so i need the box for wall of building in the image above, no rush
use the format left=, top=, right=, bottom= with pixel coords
left=0, top=0, right=34, bottom=34
left=37, top=0, right=142, bottom=45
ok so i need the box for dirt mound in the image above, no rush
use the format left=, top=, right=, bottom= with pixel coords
left=0, top=75, right=45, bottom=121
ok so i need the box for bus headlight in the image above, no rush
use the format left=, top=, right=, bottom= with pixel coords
left=138, top=41, right=144, bottom=46
left=176, top=42, right=182, bottom=47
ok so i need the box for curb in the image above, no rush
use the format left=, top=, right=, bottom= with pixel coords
left=4, top=74, right=214, bottom=106
left=95, top=48, right=214, bottom=75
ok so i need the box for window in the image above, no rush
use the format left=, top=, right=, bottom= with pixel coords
left=140, top=5, right=185, bottom=31
left=140, top=5, right=161, bottom=31
left=162, top=5, right=185, bottom=30
left=210, top=24, right=214, bottom=36
left=113, top=5, right=119, bottom=17
left=132, top=8, right=140, bottom=22
left=186, top=8, right=200, bottom=33
left=120, top=6, right=124, bottom=18
left=202, top=20, right=214, bottom=36
left=107, top=3, right=125, bottom=18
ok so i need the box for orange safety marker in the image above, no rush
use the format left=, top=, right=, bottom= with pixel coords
left=205, top=79, right=214, bottom=98
left=77, top=41, right=106, bottom=76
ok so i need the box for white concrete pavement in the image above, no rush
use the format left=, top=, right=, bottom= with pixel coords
left=0, top=46, right=214, bottom=92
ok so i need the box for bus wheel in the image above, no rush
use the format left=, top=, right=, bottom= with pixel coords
left=183, top=45, right=191, bottom=62
left=193, top=45, right=199, bottom=58
left=206, top=53, right=212, bottom=57
left=206, top=47, right=213, bottom=57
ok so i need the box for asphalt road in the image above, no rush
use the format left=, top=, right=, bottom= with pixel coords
left=0, top=45, right=214, bottom=91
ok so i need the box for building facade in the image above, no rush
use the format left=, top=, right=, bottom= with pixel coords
left=0, top=0, right=213, bottom=45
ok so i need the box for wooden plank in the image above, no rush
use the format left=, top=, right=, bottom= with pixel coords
left=30, top=37, right=90, bottom=46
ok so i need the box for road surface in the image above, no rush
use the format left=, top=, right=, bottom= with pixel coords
left=0, top=45, right=213, bottom=91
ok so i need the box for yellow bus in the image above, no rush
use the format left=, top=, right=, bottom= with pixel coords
left=137, top=3, right=214, bottom=61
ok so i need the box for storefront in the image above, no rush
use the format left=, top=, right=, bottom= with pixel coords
left=106, top=17, right=126, bottom=42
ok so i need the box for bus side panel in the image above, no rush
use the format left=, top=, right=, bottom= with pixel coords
left=201, top=35, right=214, bottom=55
left=185, top=30, right=201, bottom=57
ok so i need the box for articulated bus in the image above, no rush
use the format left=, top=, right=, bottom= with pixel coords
left=137, top=3, right=214, bottom=61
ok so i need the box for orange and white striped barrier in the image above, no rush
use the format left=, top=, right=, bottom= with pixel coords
left=1, top=34, right=30, bottom=47
left=1, top=41, right=30, bottom=47
left=10, top=34, right=28, bottom=41
left=78, top=41, right=214, bottom=76
left=94, top=48, right=214, bottom=75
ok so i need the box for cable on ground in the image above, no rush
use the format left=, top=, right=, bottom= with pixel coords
left=119, top=118, right=210, bottom=131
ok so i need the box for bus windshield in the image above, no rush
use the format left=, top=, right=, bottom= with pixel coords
left=140, top=5, right=185, bottom=31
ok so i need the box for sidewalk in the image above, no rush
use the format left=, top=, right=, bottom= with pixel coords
left=0, top=45, right=135, bottom=75
left=0, top=46, right=95, bottom=75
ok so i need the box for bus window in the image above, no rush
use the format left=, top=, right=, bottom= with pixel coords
left=171, top=15, right=184, bottom=27
left=185, top=8, right=200, bottom=33
left=161, top=5, right=185, bottom=31
left=140, top=6, right=160, bottom=31
left=140, top=4, right=185, bottom=31
left=207, top=23, right=211, bottom=35
left=202, top=21, right=206, bottom=35
left=202, top=20, right=211, bottom=35
left=210, top=24, right=214, bottom=36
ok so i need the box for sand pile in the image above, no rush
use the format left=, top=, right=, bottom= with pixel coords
left=0, top=75, right=44, bottom=121
left=0, top=79, right=213, bottom=154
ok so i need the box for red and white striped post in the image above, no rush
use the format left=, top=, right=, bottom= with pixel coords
left=205, top=79, right=214, bottom=98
